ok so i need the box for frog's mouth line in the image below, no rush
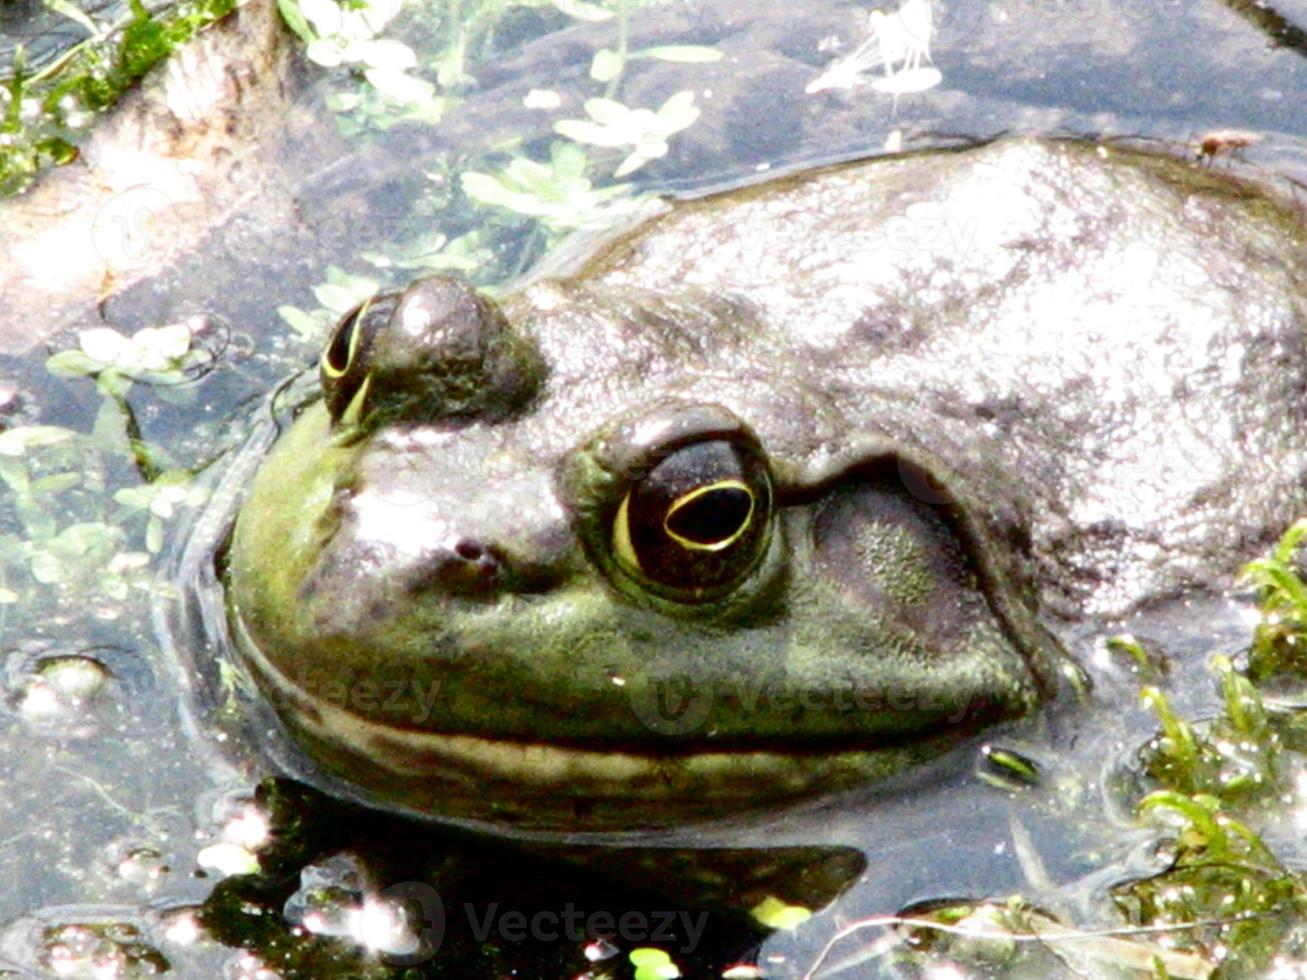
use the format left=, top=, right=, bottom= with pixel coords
left=239, top=628, right=975, bottom=827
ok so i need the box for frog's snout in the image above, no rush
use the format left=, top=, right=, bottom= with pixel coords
left=373, top=476, right=576, bottom=603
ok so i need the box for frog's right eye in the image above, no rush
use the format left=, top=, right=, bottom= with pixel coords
left=320, top=293, right=399, bottom=424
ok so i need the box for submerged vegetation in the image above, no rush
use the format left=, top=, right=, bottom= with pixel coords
left=273, top=0, right=717, bottom=341
left=1, top=320, right=210, bottom=610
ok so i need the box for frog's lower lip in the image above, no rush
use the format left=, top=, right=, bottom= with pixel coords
left=240, top=631, right=973, bottom=829
left=290, top=693, right=968, bottom=829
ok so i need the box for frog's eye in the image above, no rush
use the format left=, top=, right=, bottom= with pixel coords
left=612, top=439, right=773, bottom=599
left=320, top=293, right=398, bottom=424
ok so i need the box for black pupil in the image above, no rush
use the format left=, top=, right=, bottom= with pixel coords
left=666, top=487, right=751, bottom=545
left=620, top=438, right=770, bottom=597
left=325, top=310, right=358, bottom=373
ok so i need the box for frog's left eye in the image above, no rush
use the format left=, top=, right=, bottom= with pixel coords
left=612, top=439, right=773, bottom=600
left=320, top=293, right=398, bottom=424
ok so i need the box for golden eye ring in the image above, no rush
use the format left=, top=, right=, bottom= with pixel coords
left=609, top=439, right=772, bottom=599
left=662, top=480, right=756, bottom=552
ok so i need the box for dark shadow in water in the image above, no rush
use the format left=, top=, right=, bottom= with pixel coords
left=198, top=779, right=867, bottom=979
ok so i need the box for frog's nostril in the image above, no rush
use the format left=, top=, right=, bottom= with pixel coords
left=414, top=540, right=504, bottom=597
left=455, top=540, right=485, bottom=562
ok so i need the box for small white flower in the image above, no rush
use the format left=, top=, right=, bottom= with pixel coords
left=523, top=88, right=562, bottom=110
left=78, top=327, right=131, bottom=365
left=554, top=91, right=700, bottom=177
left=77, top=322, right=193, bottom=374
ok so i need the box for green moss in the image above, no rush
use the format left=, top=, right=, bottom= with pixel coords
left=1241, top=518, right=1307, bottom=685
left=0, top=0, right=237, bottom=196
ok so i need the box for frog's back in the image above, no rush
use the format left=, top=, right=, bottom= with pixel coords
left=570, top=138, right=1307, bottom=618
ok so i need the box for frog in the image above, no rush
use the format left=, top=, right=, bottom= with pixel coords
left=226, top=136, right=1307, bottom=834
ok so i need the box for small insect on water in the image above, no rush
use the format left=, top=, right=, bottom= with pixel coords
left=1194, top=129, right=1260, bottom=164
left=805, top=0, right=942, bottom=96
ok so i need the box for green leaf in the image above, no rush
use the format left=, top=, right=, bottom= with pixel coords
left=550, top=0, right=613, bottom=22
left=554, top=118, right=625, bottom=148
left=584, top=96, right=631, bottom=127
left=614, top=147, right=660, bottom=177
left=277, top=0, right=318, bottom=43
left=551, top=141, right=588, bottom=179
left=31, top=473, right=81, bottom=495
left=147, top=515, right=164, bottom=553
left=0, top=426, right=77, bottom=456
left=655, top=90, right=700, bottom=130
left=460, top=171, right=514, bottom=208
left=31, top=552, right=64, bottom=584
left=315, top=282, right=371, bottom=314
left=589, top=47, right=622, bottom=82
left=638, top=45, right=722, bottom=64
left=0, top=459, right=30, bottom=492
left=46, top=350, right=102, bottom=377
left=41, top=0, right=104, bottom=39
left=363, top=67, right=438, bottom=106
left=94, top=369, right=133, bottom=399
left=113, top=486, right=151, bottom=509
left=277, top=305, right=327, bottom=341
left=87, top=397, right=126, bottom=452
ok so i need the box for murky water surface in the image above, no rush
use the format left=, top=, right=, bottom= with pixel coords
left=2, top=1, right=1307, bottom=977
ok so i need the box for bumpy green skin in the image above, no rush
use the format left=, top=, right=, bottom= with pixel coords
left=228, top=138, right=1307, bottom=830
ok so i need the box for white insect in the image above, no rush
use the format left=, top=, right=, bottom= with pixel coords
left=805, top=0, right=943, bottom=96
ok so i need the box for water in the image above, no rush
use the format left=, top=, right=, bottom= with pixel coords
left=1, top=0, right=1307, bottom=976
